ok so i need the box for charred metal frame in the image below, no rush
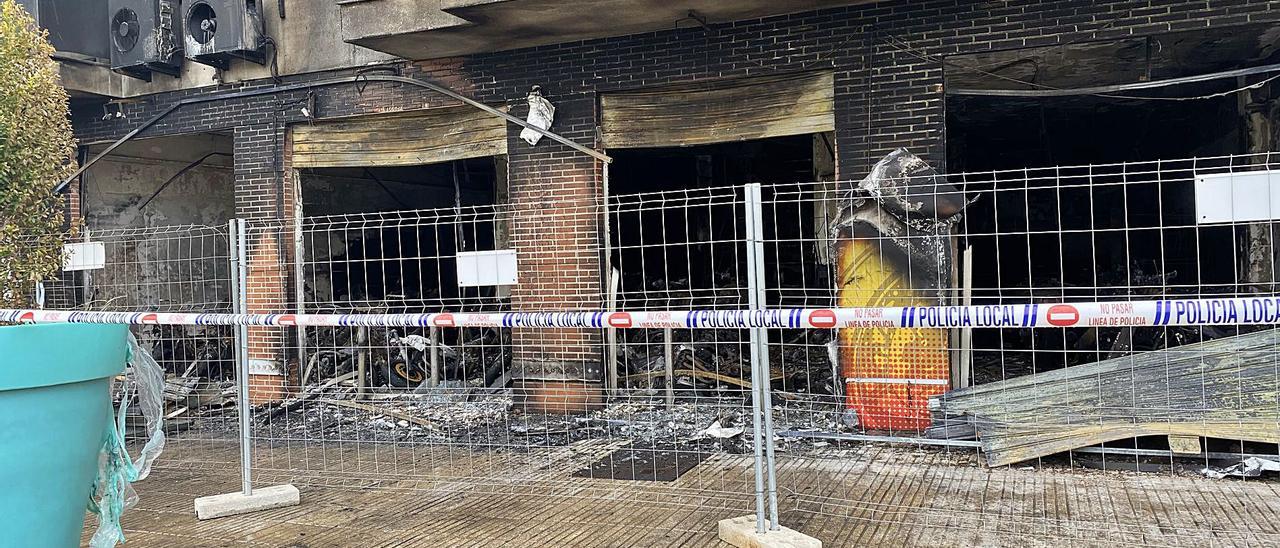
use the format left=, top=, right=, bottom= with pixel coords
left=58, top=73, right=612, bottom=193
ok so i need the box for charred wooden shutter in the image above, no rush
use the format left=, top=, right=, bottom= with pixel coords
left=600, top=71, right=835, bottom=149
left=292, top=106, right=508, bottom=168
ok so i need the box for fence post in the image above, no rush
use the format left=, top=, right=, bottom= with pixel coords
left=743, top=185, right=768, bottom=534
left=429, top=326, right=440, bottom=387
left=232, top=218, right=253, bottom=496
left=663, top=327, right=674, bottom=409
left=193, top=220, right=300, bottom=520
left=743, top=183, right=781, bottom=532
left=293, top=181, right=309, bottom=393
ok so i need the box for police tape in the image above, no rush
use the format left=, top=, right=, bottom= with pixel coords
left=3, top=296, right=1279, bottom=329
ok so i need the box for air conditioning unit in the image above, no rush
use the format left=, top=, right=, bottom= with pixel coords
left=183, top=0, right=266, bottom=69
left=108, top=0, right=183, bottom=81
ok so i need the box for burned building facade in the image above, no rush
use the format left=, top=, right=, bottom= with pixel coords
left=46, top=0, right=1280, bottom=407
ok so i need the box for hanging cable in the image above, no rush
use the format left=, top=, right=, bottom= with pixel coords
left=261, top=36, right=282, bottom=85
left=360, top=168, right=413, bottom=210
left=452, top=161, right=464, bottom=253
left=137, top=152, right=232, bottom=210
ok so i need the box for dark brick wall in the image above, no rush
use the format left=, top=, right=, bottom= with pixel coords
left=74, top=0, right=1280, bottom=180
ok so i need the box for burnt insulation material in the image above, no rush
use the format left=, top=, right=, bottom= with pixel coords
left=828, top=148, right=972, bottom=299
left=928, top=327, right=1280, bottom=467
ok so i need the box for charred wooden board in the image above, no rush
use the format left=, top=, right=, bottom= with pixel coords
left=621, top=368, right=785, bottom=389
left=929, top=328, right=1280, bottom=467
left=600, top=72, right=835, bottom=148
left=292, top=106, right=507, bottom=168
left=164, top=376, right=202, bottom=402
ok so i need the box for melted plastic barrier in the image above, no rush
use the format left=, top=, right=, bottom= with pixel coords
left=87, top=333, right=166, bottom=548
left=827, top=148, right=967, bottom=430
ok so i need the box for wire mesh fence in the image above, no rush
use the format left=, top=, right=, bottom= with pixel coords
left=244, top=196, right=767, bottom=513
left=24, top=151, right=1280, bottom=544
left=35, top=224, right=241, bottom=475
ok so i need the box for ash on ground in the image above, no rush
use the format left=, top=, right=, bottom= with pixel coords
left=191, top=391, right=856, bottom=458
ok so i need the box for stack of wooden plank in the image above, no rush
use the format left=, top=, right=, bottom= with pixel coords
left=929, top=328, right=1280, bottom=467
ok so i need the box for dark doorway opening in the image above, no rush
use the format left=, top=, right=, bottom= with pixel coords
left=298, top=156, right=503, bottom=308
left=607, top=133, right=840, bottom=396
left=944, top=26, right=1276, bottom=380
left=298, top=156, right=510, bottom=391
left=300, top=157, right=497, bottom=217
left=608, top=134, right=833, bottom=309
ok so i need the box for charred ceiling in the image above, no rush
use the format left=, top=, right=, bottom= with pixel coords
left=945, top=23, right=1280, bottom=95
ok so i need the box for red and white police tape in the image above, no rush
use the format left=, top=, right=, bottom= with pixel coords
left=3, top=296, right=1279, bottom=329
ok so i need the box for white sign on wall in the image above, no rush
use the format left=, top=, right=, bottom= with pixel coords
left=63, top=241, right=105, bottom=271
left=1196, top=170, right=1280, bottom=224
left=456, top=249, right=518, bottom=287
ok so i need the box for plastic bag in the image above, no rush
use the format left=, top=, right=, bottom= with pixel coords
left=87, top=332, right=167, bottom=547
left=519, top=89, right=555, bottom=146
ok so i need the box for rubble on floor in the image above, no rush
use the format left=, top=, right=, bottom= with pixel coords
left=928, top=327, right=1280, bottom=467
left=111, top=327, right=241, bottom=433
left=616, top=328, right=838, bottom=395
left=135, top=322, right=845, bottom=454
left=1203, top=457, right=1280, bottom=479
left=301, top=325, right=510, bottom=389
left=193, top=368, right=850, bottom=457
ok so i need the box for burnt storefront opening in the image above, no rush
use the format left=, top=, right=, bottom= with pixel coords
left=945, top=24, right=1280, bottom=381
left=609, top=135, right=829, bottom=306
left=298, top=156, right=510, bottom=390
left=73, top=131, right=236, bottom=314
left=608, top=133, right=840, bottom=395
left=291, top=106, right=513, bottom=392
left=72, top=133, right=237, bottom=380
left=299, top=157, right=501, bottom=308
left=292, top=105, right=510, bottom=309
left=598, top=71, right=839, bottom=397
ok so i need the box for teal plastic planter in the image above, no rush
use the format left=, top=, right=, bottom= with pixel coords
left=0, top=323, right=129, bottom=547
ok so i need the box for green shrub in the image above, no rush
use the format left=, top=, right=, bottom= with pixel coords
left=0, top=0, right=74, bottom=307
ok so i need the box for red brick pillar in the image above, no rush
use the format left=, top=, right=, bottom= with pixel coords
left=506, top=97, right=604, bottom=413
left=245, top=229, right=290, bottom=403
left=234, top=123, right=295, bottom=403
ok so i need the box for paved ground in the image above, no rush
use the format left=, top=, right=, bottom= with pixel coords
left=81, top=439, right=1280, bottom=547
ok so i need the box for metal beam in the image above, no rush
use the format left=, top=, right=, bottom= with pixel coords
left=57, top=73, right=611, bottom=193
left=949, top=61, right=1280, bottom=98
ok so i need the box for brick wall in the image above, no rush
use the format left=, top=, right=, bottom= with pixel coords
left=64, top=178, right=80, bottom=228
left=244, top=224, right=290, bottom=402
left=68, top=0, right=1280, bottom=396
left=236, top=122, right=296, bottom=400
left=502, top=97, right=604, bottom=381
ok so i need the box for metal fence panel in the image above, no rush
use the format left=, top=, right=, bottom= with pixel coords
left=38, top=224, right=240, bottom=475
left=21, top=152, right=1280, bottom=544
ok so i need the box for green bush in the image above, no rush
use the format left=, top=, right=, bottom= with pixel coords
left=0, top=0, right=74, bottom=307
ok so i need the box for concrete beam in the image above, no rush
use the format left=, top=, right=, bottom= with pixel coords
left=342, top=0, right=874, bottom=60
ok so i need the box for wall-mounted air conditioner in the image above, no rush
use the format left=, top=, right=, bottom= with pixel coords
left=183, top=0, right=266, bottom=69
left=108, top=0, right=183, bottom=81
